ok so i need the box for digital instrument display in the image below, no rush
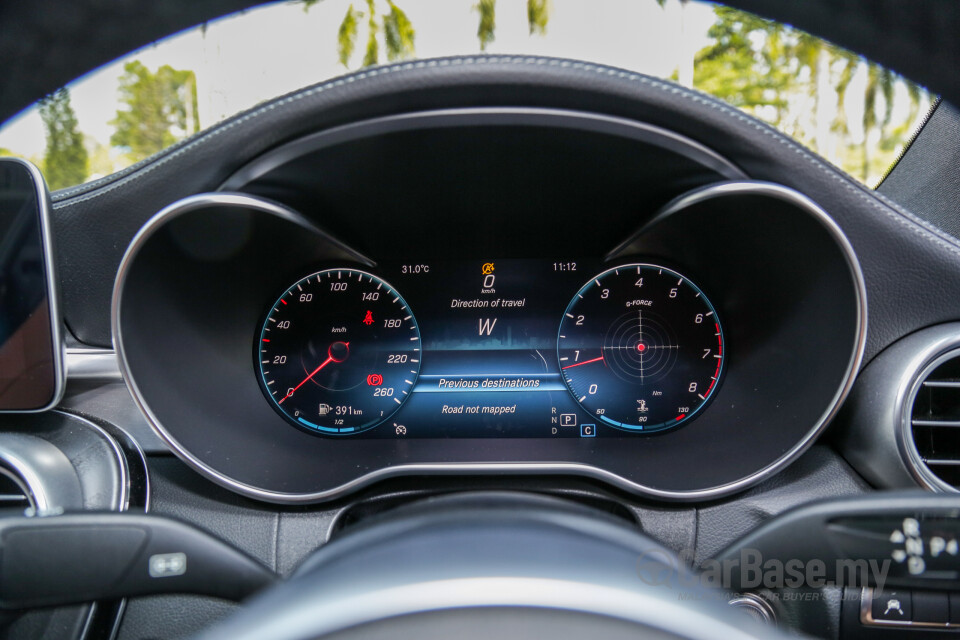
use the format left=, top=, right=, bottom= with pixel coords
left=258, top=269, right=421, bottom=435
left=558, top=264, right=723, bottom=432
left=256, top=260, right=725, bottom=438
left=0, top=159, right=62, bottom=411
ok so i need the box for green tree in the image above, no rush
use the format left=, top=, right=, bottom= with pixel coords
left=38, top=88, right=89, bottom=190
left=695, top=8, right=855, bottom=144
left=383, top=0, right=415, bottom=62
left=338, top=4, right=360, bottom=66
left=110, top=61, right=200, bottom=163
left=475, top=0, right=496, bottom=50
left=829, top=53, right=926, bottom=183
left=473, top=0, right=552, bottom=51
left=86, top=138, right=120, bottom=180
left=328, top=0, right=415, bottom=68
left=861, top=64, right=894, bottom=179
left=527, top=0, right=550, bottom=35
left=694, top=8, right=793, bottom=117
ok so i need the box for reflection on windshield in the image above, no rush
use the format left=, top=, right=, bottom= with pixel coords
left=0, top=0, right=932, bottom=190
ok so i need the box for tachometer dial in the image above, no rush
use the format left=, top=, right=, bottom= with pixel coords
left=557, top=263, right=724, bottom=433
left=257, top=269, right=420, bottom=435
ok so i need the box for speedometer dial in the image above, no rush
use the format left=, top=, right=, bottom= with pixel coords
left=557, top=263, right=724, bottom=433
left=257, top=269, right=420, bottom=436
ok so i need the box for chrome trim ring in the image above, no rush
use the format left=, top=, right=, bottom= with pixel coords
left=896, top=341, right=960, bottom=493
left=728, top=593, right=777, bottom=625
left=0, top=435, right=82, bottom=512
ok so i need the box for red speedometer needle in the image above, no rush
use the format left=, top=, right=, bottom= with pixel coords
left=561, top=355, right=604, bottom=370
left=279, top=342, right=349, bottom=404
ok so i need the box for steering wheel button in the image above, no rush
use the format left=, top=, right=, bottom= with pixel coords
left=949, top=592, right=960, bottom=624
left=913, top=591, right=949, bottom=624
left=871, top=589, right=912, bottom=622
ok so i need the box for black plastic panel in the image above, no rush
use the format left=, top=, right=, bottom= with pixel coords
left=222, top=109, right=744, bottom=261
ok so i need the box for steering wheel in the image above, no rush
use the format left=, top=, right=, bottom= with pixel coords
left=194, top=492, right=780, bottom=640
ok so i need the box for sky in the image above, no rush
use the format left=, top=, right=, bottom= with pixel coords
left=0, top=0, right=716, bottom=159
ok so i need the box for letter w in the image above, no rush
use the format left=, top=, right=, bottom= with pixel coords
left=479, top=318, right=498, bottom=336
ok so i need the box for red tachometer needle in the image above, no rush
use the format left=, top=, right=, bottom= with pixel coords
left=279, top=342, right=349, bottom=404
left=561, top=355, right=604, bottom=370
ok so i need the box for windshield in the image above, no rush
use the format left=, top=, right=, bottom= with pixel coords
left=0, top=0, right=933, bottom=190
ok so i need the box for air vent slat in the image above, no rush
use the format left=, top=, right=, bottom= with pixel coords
left=912, top=419, right=960, bottom=428
left=909, top=350, right=960, bottom=491
left=924, top=459, right=960, bottom=466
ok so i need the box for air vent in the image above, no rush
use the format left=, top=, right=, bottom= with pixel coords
left=0, top=466, right=33, bottom=512
left=907, top=349, right=960, bottom=491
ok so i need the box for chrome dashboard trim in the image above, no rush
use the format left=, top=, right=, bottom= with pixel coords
left=66, top=347, right=122, bottom=381
left=105, top=414, right=152, bottom=512
left=0, top=435, right=80, bottom=512
left=0, top=465, right=36, bottom=510
left=113, top=183, right=865, bottom=504
left=51, top=409, right=132, bottom=512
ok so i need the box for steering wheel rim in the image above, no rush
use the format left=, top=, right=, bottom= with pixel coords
left=194, top=492, right=782, bottom=640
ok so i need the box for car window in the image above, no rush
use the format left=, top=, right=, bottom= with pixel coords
left=0, top=0, right=933, bottom=191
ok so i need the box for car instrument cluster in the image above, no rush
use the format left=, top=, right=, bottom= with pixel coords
left=256, top=261, right=725, bottom=438
left=111, top=110, right=865, bottom=502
